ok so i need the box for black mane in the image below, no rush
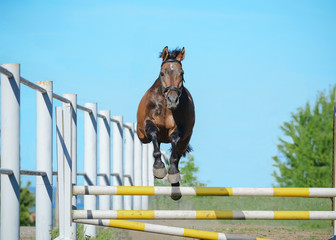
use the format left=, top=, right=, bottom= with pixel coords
left=159, top=47, right=183, bottom=60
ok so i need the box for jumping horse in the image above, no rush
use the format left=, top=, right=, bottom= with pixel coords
left=137, top=46, right=195, bottom=200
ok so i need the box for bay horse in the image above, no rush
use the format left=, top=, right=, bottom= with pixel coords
left=137, top=46, right=195, bottom=200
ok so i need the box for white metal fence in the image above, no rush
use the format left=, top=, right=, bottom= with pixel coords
left=0, top=63, right=156, bottom=239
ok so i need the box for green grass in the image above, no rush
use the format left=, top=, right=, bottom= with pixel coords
left=149, top=195, right=332, bottom=229
left=52, top=224, right=131, bottom=240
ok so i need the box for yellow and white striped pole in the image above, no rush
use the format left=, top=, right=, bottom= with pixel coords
left=73, top=210, right=336, bottom=220
left=73, top=186, right=336, bottom=198
left=74, top=219, right=273, bottom=240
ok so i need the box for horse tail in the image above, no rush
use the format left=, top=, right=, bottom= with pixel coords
left=182, top=144, right=193, bottom=157
left=169, top=144, right=193, bottom=157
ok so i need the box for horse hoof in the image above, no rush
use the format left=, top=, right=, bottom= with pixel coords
left=171, top=192, right=182, bottom=201
left=168, top=173, right=181, bottom=184
left=153, top=167, right=167, bottom=179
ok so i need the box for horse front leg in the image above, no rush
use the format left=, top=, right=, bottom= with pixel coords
left=168, top=131, right=183, bottom=200
left=168, top=131, right=182, bottom=184
left=145, top=120, right=167, bottom=179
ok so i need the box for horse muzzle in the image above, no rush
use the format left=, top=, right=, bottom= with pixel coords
left=166, top=94, right=179, bottom=110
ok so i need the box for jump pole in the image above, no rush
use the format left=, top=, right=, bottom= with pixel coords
left=73, top=186, right=336, bottom=198
left=73, top=210, right=336, bottom=220
left=74, top=219, right=272, bottom=240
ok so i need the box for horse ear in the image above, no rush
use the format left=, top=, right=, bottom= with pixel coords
left=176, top=47, right=185, bottom=61
left=161, top=46, right=169, bottom=62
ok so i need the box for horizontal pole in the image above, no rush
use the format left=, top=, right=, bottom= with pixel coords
left=73, top=210, right=336, bottom=220
left=0, top=66, right=13, bottom=78
left=97, top=113, right=106, bottom=119
left=20, top=170, right=47, bottom=176
left=20, top=77, right=47, bottom=93
left=53, top=172, right=98, bottom=177
left=52, top=172, right=88, bottom=176
left=53, top=93, right=71, bottom=103
left=109, top=117, right=134, bottom=130
left=110, top=117, right=119, bottom=123
left=78, top=104, right=92, bottom=113
left=74, top=219, right=270, bottom=240
left=72, top=186, right=336, bottom=198
left=0, top=169, right=13, bottom=175
left=122, top=124, right=132, bottom=130
left=97, top=173, right=108, bottom=177
left=0, top=68, right=47, bottom=100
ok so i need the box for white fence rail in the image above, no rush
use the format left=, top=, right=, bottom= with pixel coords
left=0, top=63, right=155, bottom=239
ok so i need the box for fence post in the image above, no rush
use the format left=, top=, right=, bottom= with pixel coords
left=124, top=123, right=134, bottom=210
left=148, top=143, right=154, bottom=187
left=84, top=103, right=97, bottom=237
left=133, top=124, right=142, bottom=210
left=1, top=63, right=20, bottom=240
left=112, top=116, right=123, bottom=210
left=36, top=81, right=53, bottom=240
left=142, top=143, right=149, bottom=210
left=56, top=103, right=73, bottom=240
left=63, top=94, right=77, bottom=239
left=63, top=102, right=73, bottom=239
left=56, top=107, right=65, bottom=238
left=99, top=110, right=111, bottom=210
left=333, top=106, right=336, bottom=238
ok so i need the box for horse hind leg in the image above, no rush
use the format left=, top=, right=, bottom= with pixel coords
left=171, top=182, right=182, bottom=201
left=168, top=164, right=181, bottom=184
left=145, top=120, right=167, bottom=179
left=168, top=145, right=192, bottom=185
left=169, top=157, right=182, bottom=200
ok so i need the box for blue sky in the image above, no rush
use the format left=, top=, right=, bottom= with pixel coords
left=1, top=1, right=335, bottom=187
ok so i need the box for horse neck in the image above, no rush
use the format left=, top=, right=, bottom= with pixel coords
left=150, top=77, right=162, bottom=92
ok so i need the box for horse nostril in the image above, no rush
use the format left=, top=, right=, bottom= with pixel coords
left=168, top=95, right=178, bottom=103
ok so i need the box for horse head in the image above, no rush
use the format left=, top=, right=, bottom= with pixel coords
left=159, top=46, right=185, bottom=110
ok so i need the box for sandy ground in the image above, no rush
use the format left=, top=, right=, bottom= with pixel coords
left=20, top=226, right=35, bottom=239
left=21, top=222, right=332, bottom=240
left=126, top=221, right=332, bottom=240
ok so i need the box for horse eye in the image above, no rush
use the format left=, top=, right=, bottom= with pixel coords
left=160, top=72, right=164, bottom=76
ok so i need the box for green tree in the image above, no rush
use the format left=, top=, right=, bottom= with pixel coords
left=20, top=181, right=36, bottom=226
left=179, top=155, right=205, bottom=186
left=272, top=85, right=336, bottom=187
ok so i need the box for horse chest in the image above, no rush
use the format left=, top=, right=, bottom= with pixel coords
left=164, top=114, right=176, bottom=129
